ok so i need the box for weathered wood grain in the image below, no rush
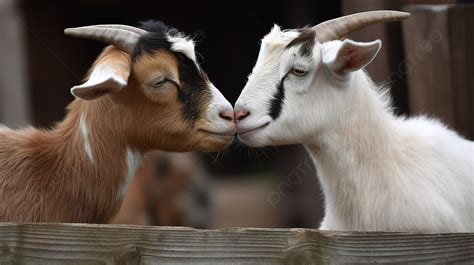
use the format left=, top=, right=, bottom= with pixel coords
left=0, top=223, right=473, bottom=264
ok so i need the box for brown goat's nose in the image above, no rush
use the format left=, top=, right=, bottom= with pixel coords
left=234, top=109, right=250, bottom=122
left=219, top=110, right=235, bottom=122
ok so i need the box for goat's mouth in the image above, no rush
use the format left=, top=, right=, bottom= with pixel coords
left=237, top=122, right=270, bottom=136
left=198, top=129, right=236, bottom=141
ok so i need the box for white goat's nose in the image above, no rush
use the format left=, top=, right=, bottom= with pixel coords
left=234, top=108, right=250, bottom=122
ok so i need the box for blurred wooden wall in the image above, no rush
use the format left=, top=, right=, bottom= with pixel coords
left=343, top=0, right=472, bottom=141
left=342, top=0, right=458, bottom=116
left=0, top=0, right=31, bottom=127
left=403, top=4, right=473, bottom=140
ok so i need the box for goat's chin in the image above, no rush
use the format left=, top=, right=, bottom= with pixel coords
left=237, top=131, right=270, bottom=148
left=197, top=133, right=233, bottom=152
left=238, top=131, right=295, bottom=148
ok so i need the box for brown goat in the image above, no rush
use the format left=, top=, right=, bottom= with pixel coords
left=0, top=21, right=235, bottom=223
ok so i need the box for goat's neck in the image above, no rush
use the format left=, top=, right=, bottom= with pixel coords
left=304, top=72, right=397, bottom=220
left=47, top=98, right=142, bottom=221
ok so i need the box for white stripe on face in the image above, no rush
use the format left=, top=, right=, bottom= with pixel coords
left=206, top=83, right=235, bottom=133
left=167, top=34, right=197, bottom=63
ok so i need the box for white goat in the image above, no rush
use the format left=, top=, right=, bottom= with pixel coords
left=234, top=11, right=474, bottom=232
left=0, top=21, right=235, bottom=223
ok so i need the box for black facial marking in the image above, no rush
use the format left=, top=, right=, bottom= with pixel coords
left=133, top=20, right=211, bottom=126
left=269, top=78, right=286, bottom=120
left=132, top=20, right=173, bottom=62
left=268, top=29, right=315, bottom=120
left=175, top=53, right=210, bottom=126
left=287, top=28, right=316, bottom=57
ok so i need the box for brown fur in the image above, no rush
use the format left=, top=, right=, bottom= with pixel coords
left=0, top=46, right=230, bottom=223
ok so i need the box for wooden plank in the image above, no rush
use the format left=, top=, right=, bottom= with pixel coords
left=408, top=0, right=455, bottom=3
left=0, top=223, right=473, bottom=264
left=402, top=4, right=474, bottom=140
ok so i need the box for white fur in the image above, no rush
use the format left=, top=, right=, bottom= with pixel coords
left=79, top=114, right=94, bottom=163
left=71, top=65, right=127, bottom=100
left=235, top=26, right=474, bottom=232
left=167, top=34, right=197, bottom=62
left=117, top=148, right=142, bottom=201
left=206, top=83, right=235, bottom=135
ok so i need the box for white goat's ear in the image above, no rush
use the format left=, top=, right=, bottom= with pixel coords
left=71, top=47, right=131, bottom=101
left=322, top=39, right=381, bottom=78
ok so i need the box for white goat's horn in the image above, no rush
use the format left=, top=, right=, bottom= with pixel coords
left=312, top=10, right=410, bottom=42
left=64, top=25, right=147, bottom=54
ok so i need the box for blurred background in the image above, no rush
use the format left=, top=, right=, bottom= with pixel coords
left=0, top=0, right=472, bottom=228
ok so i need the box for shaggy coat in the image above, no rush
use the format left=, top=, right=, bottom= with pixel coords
left=0, top=21, right=234, bottom=222
left=235, top=25, right=474, bottom=232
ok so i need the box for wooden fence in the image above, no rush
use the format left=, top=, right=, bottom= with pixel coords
left=0, top=223, right=473, bottom=264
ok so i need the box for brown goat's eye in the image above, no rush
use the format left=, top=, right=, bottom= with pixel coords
left=291, top=68, right=308, bottom=77
left=150, top=78, right=167, bottom=89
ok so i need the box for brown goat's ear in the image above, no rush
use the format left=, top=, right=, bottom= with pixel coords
left=71, top=46, right=132, bottom=101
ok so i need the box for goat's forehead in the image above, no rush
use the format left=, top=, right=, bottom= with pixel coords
left=133, top=29, right=198, bottom=66
left=261, top=25, right=300, bottom=47
left=256, top=26, right=317, bottom=64
left=253, top=27, right=317, bottom=73
left=166, top=34, right=197, bottom=63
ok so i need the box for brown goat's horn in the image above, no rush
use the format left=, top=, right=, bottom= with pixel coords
left=94, top=25, right=148, bottom=35
left=312, top=10, right=410, bottom=42
left=64, top=25, right=147, bottom=54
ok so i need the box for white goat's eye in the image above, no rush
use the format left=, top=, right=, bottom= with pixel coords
left=291, top=68, right=308, bottom=77
left=150, top=78, right=167, bottom=89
